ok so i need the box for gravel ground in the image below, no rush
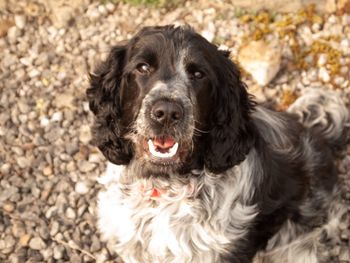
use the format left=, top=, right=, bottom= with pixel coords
left=0, top=1, right=349, bottom=262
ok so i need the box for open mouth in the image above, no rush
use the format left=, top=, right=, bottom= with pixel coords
left=147, top=136, right=179, bottom=160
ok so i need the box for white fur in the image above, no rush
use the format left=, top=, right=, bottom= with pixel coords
left=98, top=159, right=258, bottom=263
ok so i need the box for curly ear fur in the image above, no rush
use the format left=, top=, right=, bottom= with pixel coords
left=204, top=52, right=256, bottom=173
left=86, top=45, right=134, bottom=165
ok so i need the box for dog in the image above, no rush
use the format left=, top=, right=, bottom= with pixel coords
left=86, top=25, right=349, bottom=263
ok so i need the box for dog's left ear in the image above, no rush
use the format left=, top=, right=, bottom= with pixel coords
left=204, top=50, right=256, bottom=173
left=86, top=45, right=134, bottom=165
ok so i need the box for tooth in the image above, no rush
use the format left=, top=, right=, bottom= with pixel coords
left=147, top=140, right=179, bottom=159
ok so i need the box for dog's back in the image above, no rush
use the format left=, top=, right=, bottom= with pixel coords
left=254, top=88, right=349, bottom=263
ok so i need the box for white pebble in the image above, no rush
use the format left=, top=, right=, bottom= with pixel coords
left=14, top=15, right=26, bottom=29
left=342, top=14, right=350, bottom=26
left=319, top=67, right=330, bottom=82
left=28, top=68, right=40, bottom=78
left=341, top=39, right=349, bottom=49
left=105, top=2, right=115, bottom=12
left=51, top=111, right=63, bottom=122
left=317, top=54, right=327, bottom=66
left=75, top=181, right=89, bottom=195
left=40, top=117, right=50, bottom=127
left=334, top=76, right=345, bottom=86
left=98, top=5, right=108, bottom=15
left=65, top=207, right=76, bottom=219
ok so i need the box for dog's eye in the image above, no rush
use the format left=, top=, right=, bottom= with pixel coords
left=136, top=63, right=151, bottom=75
left=189, top=70, right=205, bottom=80
left=193, top=71, right=204, bottom=79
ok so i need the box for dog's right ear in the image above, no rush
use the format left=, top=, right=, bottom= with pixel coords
left=86, top=45, right=134, bottom=165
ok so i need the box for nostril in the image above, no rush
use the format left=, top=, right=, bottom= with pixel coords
left=171, top=107, right=183, bottom=121
left=154, top=109, right=165, bottom=119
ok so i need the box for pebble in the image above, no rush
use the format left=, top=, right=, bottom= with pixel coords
left=53, top=244, right=65, bottom=260
left=319, top=67, right=331, bottom=82
left=19, top=234, right=31, bottom=247
left=43, top=166, right=53, bottom=176
left=29, top=237, right=46, bottom=250
left=0, top=235, right=16, bottom=254
left=14, top=15, right=26, bottom=29
left=78, top=160, right=96, bottom=173
left=75, top=181, right=90, bottom=194
left=7, top=26, right=18, bottom=44
left=3, top=201, right=15, bottom=213
left=317, top=54, right=327, bottom=66
left=17, top=157, right=30, bottom=168
left=79, top=125, right=92, bottom=144
left=66, top=207, right=77, bottom=219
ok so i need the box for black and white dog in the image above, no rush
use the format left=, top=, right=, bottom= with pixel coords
left=87, top=25, right=349, bottom=263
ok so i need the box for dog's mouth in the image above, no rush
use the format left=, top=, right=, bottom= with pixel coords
left=145, top=136, right=180, bottom=162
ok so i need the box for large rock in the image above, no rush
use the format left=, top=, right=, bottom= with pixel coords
left=238, top=40, right=282, bottom=86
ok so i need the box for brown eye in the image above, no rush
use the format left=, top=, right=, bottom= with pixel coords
left=137, top=63, right=151, bottom=75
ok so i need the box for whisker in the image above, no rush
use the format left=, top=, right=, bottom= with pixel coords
left=194, top=127, right=210, bottom=134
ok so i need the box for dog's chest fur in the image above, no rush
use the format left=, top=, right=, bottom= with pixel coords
left=98, top=163, right=258, bottom=263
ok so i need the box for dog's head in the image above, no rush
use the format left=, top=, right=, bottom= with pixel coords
left=87, top=25, right=255, bottom=176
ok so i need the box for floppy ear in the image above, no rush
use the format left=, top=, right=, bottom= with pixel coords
left=204, top=52, right=256, bottom=173
left=86, top=45, right=134, bottom=165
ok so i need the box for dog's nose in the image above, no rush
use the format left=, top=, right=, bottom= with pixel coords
left=151, top=100, right=184, bottom=126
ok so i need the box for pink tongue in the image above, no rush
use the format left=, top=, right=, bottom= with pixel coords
left=152, top=137, right=176, bottom=149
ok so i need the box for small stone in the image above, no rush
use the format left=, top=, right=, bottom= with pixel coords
left=29, top=237, right=46, bottom=250
left=0, top=235, right=16, bottom=254
left=43, top=166, right=53, bottom=176
left=319, top=67, right=330, bottom=82
left=28, top=68, right=40, bottom=78
left=342, top=14, right=350, bottom=26
left=334, top=76, right=345, bottom=86
left=3, top=201, right=15, bottom=213
left=7, top=26, right=18, bottom=44
left=66, top=207, right=76, bottom=219
left=78, top=160, right=96, bottom=173
left=53, top=244, right=65, bottom=260
left=0, top=19, right=14, bottom=38
left=98, top=5, right=108, bottom=15
left=340, top=39, right=349, bottom=50
left=55, top=93, right=75, bottom=109
left=317, top=54, right=327, bottom=67
left=14, top=15, right=26, bottom=29
left=339, top=247, right=350, bottom=261
left=17, top=157, right=30, bottom=168
left=50, top=5, right=74, bottom=28
left=238, top=40, right=281, bottom=86
left=40, top=117, right=50, bottom=127
left=70, top=253, right=82, bottom=263
left=50, top=221, right=60, bottom=236
left=105, top=2, right=115, bottom=12
left=0, top=163, right=11, bottom=175
left=90, top=235, right=101, bottom=252
left=79, top=125, right=92, bottom=144
left=75, top=181, right=89, bottom=194
left=51, top=111, right=63, bottom=122
left=19, top=234, right=31, bottom=247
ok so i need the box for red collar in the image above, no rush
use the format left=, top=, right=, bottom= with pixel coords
left=140, top=183, right=164, bottom=198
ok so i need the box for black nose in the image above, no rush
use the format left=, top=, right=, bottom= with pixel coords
left=151, top=100, right=184, bottom=126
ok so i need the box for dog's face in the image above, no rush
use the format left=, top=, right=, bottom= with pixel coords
left=87, top=26, right=255, bottom=177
